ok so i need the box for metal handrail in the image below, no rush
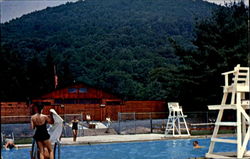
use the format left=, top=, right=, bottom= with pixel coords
left=1, top=133, right=3, bottom=149
left=54, top=140, right=61, bottom=159
left=31, top=139, right=38, bottom=159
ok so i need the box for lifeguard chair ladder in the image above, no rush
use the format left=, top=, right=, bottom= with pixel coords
left=206, top=64, right=250, bottom=158
left=165, top=102, right=190, bottom=137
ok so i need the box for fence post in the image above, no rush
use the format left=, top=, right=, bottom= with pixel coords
left=150, top=112, right=153, bottom=133
left=118, top=112, right=121, bottom=134
left=134, top=112, right=136, bottom=134
left=206, top=111, right=209, bottom=128
left=63, top=124, right=67, bottom=137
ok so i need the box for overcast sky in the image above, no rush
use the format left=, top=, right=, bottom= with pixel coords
left=0, top=0, right=249, bottom=23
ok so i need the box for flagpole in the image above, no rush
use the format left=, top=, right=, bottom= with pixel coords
left=54, top=65, right=58, bottom=89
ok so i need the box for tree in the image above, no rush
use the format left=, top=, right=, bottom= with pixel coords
left=0, top=0, right=217, bottom=101
left=171, top=2, right=248, bottom=110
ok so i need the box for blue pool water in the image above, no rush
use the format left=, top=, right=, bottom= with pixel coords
left=2, top=138, right=250, bottom=159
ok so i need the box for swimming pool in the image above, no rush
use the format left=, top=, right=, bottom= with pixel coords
left=2, top=138, right=250, bottom=159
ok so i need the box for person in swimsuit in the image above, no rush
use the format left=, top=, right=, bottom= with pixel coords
left=5, top=139, right=17, bottom=150
left=71, top=116, right=79, bottom=142
left=31, top=103, right=54, bottom=159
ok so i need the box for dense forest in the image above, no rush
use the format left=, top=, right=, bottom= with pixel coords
left=0, top=0, right=248, bottom=110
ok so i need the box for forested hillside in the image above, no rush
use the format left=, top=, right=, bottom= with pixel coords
left=1, top=0, right=248, bottom=110
left=169, top=2, right=248, bottom=110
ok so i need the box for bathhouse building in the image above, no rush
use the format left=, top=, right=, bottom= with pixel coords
left=1, top=83, right=166, bottom=123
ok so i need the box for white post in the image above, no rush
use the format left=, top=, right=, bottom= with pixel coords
left=237, top=92, right=242, bottom=158
left=177, top=112, right=181, bottom=135
left=172, top=110, right=175, bottom=136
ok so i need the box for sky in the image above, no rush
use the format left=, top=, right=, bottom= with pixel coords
left=0, top=0, right=249, bottom=23
left=0, top=0, right=78, bottom=23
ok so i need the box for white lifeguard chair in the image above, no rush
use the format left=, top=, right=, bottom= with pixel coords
left=165, top=102, right=190, bottom=137
left=206, top=64, right=250, bottom=158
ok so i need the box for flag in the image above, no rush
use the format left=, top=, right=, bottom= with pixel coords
left=54, top=65, right=58, bottom=89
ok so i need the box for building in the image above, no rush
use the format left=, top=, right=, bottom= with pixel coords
left=1, top=102, right=30, bottom=123
left=1, top=83, right=167, bottom=123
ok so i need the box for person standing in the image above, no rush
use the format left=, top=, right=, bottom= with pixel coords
left=31, top=103, right=54, bottom=159
left=71, top=116, right=79, bottom=142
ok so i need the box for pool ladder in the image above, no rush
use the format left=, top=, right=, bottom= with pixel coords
left=31, top=139, right=61, bottom=159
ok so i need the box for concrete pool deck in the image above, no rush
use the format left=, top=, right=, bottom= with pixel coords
left=17, top=133, right=235, bottom=148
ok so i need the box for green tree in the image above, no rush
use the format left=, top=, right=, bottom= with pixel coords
left=172, top=2, right=248, bottom=110
left=0, top=0, right=217, bottom=101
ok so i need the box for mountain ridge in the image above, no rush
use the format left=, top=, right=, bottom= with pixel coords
left=0, top=0, right=218, bottom=101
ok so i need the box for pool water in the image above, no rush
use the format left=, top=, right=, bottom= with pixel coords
left=2, top=138, right=250, bottom=159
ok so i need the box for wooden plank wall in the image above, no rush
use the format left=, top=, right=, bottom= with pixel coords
left=1, top=84, right=167, bottom=123
left=1, top=101, right=167, bottom=123
left=1, top=102, right=30, bottom=116
left=42, top=101, right=166, bottom=121
left=1, top=102, right=31, bottom=123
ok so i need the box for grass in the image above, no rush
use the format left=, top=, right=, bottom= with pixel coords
left=15, top=138, right=33, bottom=144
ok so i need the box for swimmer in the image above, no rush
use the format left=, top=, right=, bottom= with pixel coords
left=5, top=139, right=17, bottom=150
left=193, top=141, right=203, bottom=148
